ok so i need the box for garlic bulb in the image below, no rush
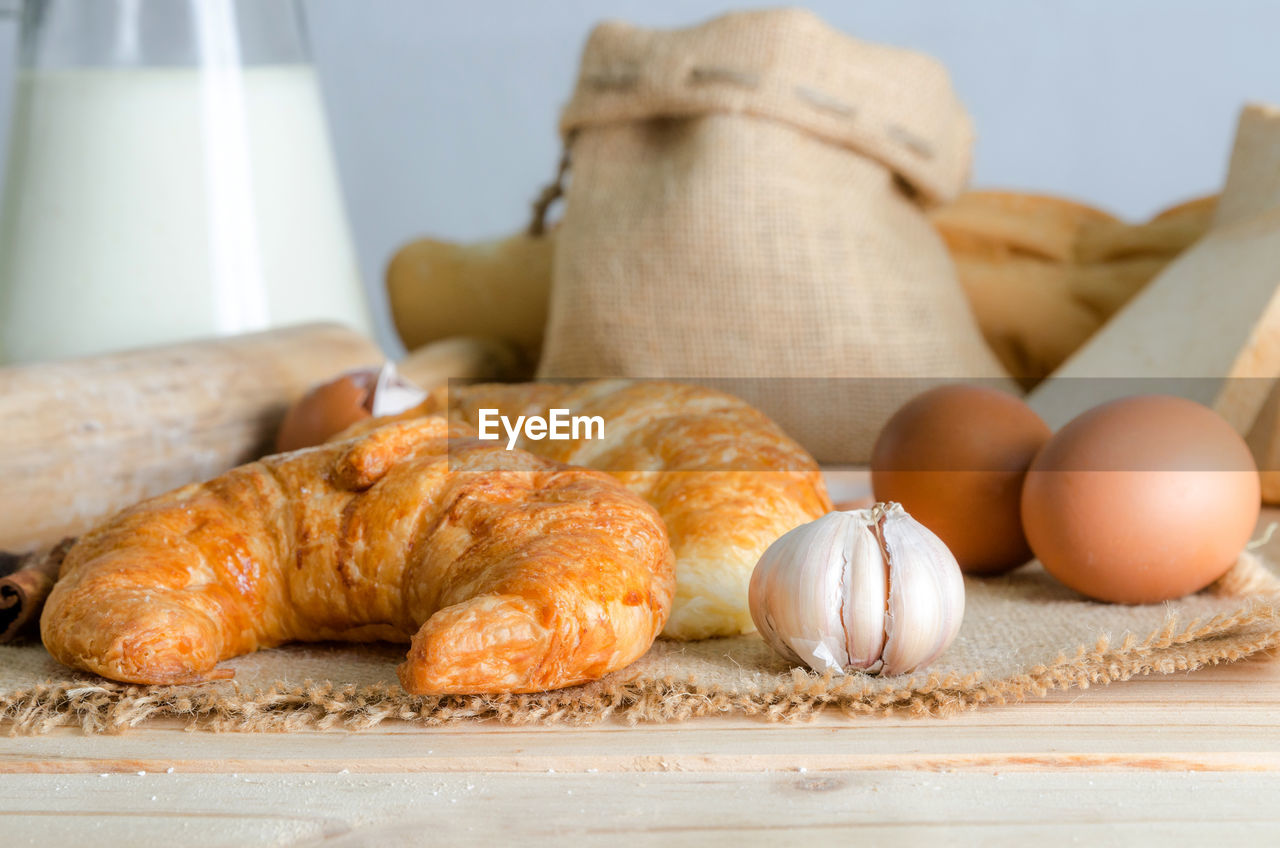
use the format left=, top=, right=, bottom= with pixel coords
left=748, top=502, right=965, bottom=676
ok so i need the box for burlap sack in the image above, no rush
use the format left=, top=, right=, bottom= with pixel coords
left=536, top=9, right=1010, bottom=463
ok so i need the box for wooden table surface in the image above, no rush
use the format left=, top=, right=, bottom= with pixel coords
left=3, top=478, right=1279, bottom=845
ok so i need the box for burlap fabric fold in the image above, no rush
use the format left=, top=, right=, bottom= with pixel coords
left=3, top=550, right=1278, bottom=732
left=536, top=9, right=1011, bottom=463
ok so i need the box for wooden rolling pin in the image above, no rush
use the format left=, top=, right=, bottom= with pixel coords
left=0, top=323, right=382, bottom=552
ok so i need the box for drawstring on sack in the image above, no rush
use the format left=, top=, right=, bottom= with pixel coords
left=528, top=132, right=575, bottom=237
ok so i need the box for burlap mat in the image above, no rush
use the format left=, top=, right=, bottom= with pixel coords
left=3, top=551, right=1279, bottom=733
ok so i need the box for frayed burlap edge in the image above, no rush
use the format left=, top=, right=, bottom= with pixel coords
left=4, top=597, right=1279, bottom=734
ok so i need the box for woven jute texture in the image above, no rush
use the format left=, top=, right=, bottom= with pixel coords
left=536, top=9, right=1011, bottom=463
left=3, top=552, right=1279, bottom=733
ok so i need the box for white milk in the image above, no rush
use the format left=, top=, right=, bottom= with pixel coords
left=0, top=65, right=373, bottom=363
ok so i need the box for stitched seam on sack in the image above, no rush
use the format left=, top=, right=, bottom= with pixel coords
left=687, top=66, right=760, bottom=88
left=583, top=70, right=638, bottom=91
left=793, top=85, right=856, bottom=119
left=580, top=65, right=936, bottom=173
left=886, top=123, right=935, bottom=160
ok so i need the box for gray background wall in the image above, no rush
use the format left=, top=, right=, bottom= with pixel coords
left=2, top=1, right=1279, bottom=351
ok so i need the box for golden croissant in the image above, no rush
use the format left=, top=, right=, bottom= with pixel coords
left=365, top=380, right=832, bottom=640
left=40, top=416, right=675, bottom=694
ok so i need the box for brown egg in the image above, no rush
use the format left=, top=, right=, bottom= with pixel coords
left=871, top=385, right=1051, bottom=575
left=1022, top=395, right=1260, bottom=604
left=275, top=370, right=380, bottom=453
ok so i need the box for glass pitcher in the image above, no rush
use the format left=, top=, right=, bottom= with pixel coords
left=0, top=0, right=373, bottom=364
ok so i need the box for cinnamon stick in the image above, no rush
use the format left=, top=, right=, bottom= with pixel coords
left=0, top=537, right=73, bottom=642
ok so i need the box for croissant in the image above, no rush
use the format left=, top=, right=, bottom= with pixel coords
left=385, top=380, right=832, bottom=640
left=40, top=416, right=674, bottom=694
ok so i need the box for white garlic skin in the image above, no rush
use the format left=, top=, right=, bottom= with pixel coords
left=748, top=502, right=965, bottom=676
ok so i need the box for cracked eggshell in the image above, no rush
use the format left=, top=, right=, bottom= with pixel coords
left=275, top=371, right=376, bottom=453
left=275, top=364, right=426, bottom=453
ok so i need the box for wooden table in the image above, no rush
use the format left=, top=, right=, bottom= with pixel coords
left=3, top=661, right=1280, bottom=845
left=3, top=480, right=1279, bottom=844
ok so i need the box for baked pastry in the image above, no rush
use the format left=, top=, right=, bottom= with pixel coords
left=1074, top=194, right=1218, bottom=263
left=932, top=191, right=1217, bottom=387
left=376, top=380, right=832, bottom=640
left=931, top=191, right=1120, bottom=387
left=40, top=416, right=674, bottom=694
